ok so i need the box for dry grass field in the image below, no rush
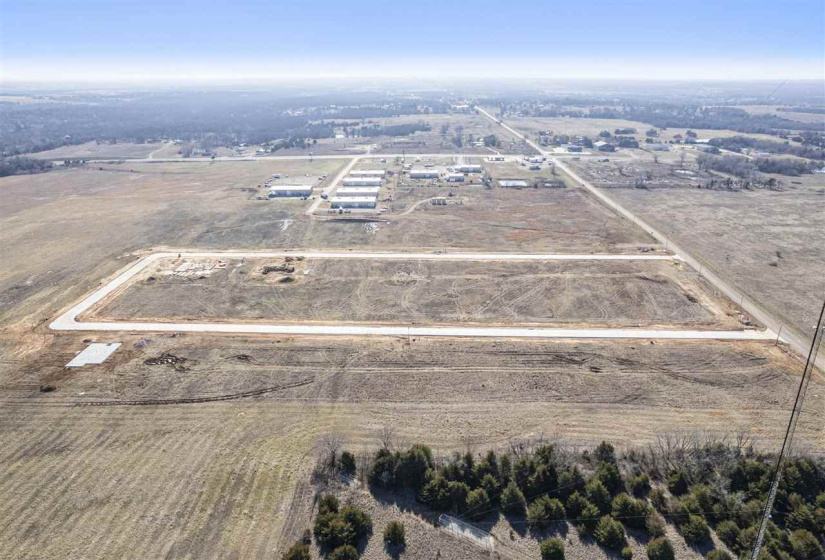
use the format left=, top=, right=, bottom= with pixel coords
left=0, top=332, right=822, bottom=559
left=1, top=151, right=822, bottom=559
left=28, top=140, right=164, bottom=160
left=86, top=257, right=742, bottom=330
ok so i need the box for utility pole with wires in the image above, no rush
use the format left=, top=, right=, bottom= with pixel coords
left=751, top=298, right=825, bottom=560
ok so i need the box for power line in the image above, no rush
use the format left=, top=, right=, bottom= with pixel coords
left=751, top=298, right=825, bottom=560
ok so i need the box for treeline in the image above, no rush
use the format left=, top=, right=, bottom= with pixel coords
left=709, top=137, right=825, bottom=161
left=348, top=122, right=431, bottom=137
left=0, top=91, right=434, bottom=156
left=324, top=437, right=825, bottom=560
left=698, top=154, right=815, bottom=178
left=778, top=107, right=825, bottom=115
left=0, top=156, right=53, bottom=177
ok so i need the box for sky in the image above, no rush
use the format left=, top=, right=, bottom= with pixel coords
left=1, top=0, right=823, bottom=84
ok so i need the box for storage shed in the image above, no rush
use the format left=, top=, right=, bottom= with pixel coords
left=342, top=177, right=382, bottom=187
left=336, top=186, right=380, bottom=198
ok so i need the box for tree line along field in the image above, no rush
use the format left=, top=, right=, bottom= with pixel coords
left=84, top=256, right=744, bottom=330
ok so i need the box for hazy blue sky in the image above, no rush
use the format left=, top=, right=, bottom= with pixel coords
left=2, top=0, right=823, bottom=82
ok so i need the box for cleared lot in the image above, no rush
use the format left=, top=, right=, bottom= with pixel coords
left=87, top=256, right=744, bottom=330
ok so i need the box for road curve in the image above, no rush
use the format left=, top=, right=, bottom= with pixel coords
left=49, top=250, right=775, bottom=341
left=474, top=105, right=821, bottom=367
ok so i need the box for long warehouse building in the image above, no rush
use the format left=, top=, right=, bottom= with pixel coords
left=349, top=169, right=387, bottom=178
left=336, top=186, right=380, bottom=198
left=342, top=177, right=382, bottom=187
left=268, top=185, right=314, bottom=197
left=330, top=197, right=377, bottom=209
left=409, top=169, right=440, bottom=179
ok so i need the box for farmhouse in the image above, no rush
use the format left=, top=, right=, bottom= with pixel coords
left=409, top=169, right=440, bottom=179
left=342, top=177, right=382, bottom=187
left=330, top=197, right=377, bottom=209
left=268, top=185, right=314, bottom=198
left=336, top=186, right=380, bottom=198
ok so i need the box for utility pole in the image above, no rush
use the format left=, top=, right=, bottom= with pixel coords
left=750, top=299, right=825, bottom=560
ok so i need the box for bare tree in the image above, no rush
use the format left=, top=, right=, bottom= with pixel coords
left=320, top=432, right=345, bottom=472
left=378, top=426, right=396, bottom=451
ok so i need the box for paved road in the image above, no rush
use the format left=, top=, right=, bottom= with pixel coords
left=50, top=250, right=775, bottom=341
left=305, top=155, right=362, bottom=215
left=474, top=105, right=821, bottom=367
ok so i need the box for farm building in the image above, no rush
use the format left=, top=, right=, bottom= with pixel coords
left=594, top=141, right=616, bottom=152
left=563, top=145, right=583, bottom=153
left=446, top=174, right=465, bottom=182
left=455, top=164, right=483, bottom=173
left=268, top=185, right=314, bottom=198
left=349, top=169, right=386, bottom=178
left=330, top=197, right=377, bottom=209
left=342, top=177, right=382, bottom=187
left=432, top=197, right=447, bottom=205
left=336, top=186, right=380, bottom=198
left=409, top=169, right=440, bottom=179
left=499, top=179, right=529, bottom=189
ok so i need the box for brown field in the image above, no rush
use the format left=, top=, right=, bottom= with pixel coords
left=86, top=257, right=743, bottom=330
left=0, top=332, right=822, bottom=559
left=2, top=150, right=822, bottom=559
left=29, top=140, right=164, bottom=160
left=567, top=164, right=825, bottom=345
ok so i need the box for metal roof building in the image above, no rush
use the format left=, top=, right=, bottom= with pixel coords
left=499, top=179, right=529, bottom=188
left=342, top=177, right=383, bottom=187
left=336, top=186, right=380, bottom=198
left=330, top=197, right=377, bottom=209
left=268, top=185, right=314, bottom=197
left=455, top=164, right=483, bottom=173
left=349, top=169, right=387, bottom=178
left=446, top=173, right=465, bottom=182
left=409, top=169, right=440, bottom=179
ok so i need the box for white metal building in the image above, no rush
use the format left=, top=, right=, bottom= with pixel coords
left=330, top=197, right=377, bottom=209
left=456, top=164, right=483, bottom=173
left=336, top=186, right=380, bottom=198
left=268, top=185, right=314, bottom=197
left=349, top=169, right=387, bottom=178
left=499, top=180, right=529, bottom=188
left=446, top=173, right=465, bottom=182
left=409, top=169, right=440, bottom=179
left=342, top=177, right=383, bottom=187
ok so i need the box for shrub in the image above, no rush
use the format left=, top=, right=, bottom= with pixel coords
left=481, top=473, right=499, bottom=498
left=645, top=513, right=666, bottom=538
left=465, top=488, right=490, bottom=521
left=705, top=551, right=732, bottom=560
left=596, top=441, right=616, bottom=463
left=787, top=503, right=817, bottom=532
left=595, top=516, right=626, bottom=550
left=630, top=474, right=651, bottom=497
left=448, top=481, right=470, bottom=512
left=647, top=537, right=675, bottom=560
left=567, top=492, right=591, bottom=519
left=587, top=479, right=613, bottom=514
left=339, top=506, right=372, bottom=540
left=612, top=493, right=651, bottom=530
left=319, top=494, right=340, bottom=515
left=597, top=462, right=624, bottom=495
left=668, top=471, right=689, bottom=496
left=650, top=487, right=668, bottom=513
left=789, top=529, right=823, bottom=560
left=621, top=547, right=634, bottom=560
left=540, top=537, right=566, bottom=560
left=736, top=526, right=757, bottom=554
left=527, top=497, right=566, bottom=529
left=501, top=481, right=527, bottom=515
left=383, top=521, right=405, bottom=547
left=579, top=504, right=601, bottom=535
left=679, top=515, right=710, bottom=545
left=339, top=451, right=356, bottom=475
left=715, top=520, right=740, bottom=549
left=282, top=543, right=311, bottom=560
left=329, top=545, right=359, bottom=560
